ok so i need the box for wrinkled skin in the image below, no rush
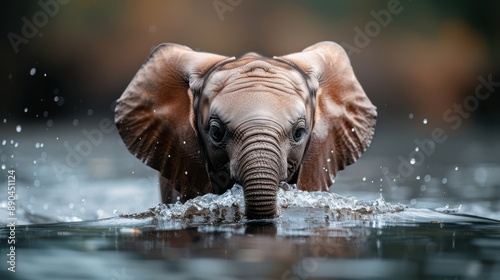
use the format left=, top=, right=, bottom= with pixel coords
left=115, top=42, right=377, bottom=219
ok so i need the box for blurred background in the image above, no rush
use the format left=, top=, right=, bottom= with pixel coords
left=1, top=0, right=499, bottom=220
left=2, top=0, right=500, bottom=125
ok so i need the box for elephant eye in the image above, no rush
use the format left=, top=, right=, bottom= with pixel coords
left=292, top=118, right=308, bottom=143
left=292, top=127, right=307, bottom=142
left=209, top=120, right=226, bottom=144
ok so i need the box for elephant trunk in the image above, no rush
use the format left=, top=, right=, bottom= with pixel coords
left=236, top=131, right=283, bottom=219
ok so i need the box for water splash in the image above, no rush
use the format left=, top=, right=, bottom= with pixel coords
left=147, top=186, right=244, bottom=224
left=435, top=204, right=462, bottom=214
left=121, top=185, right=406, bottom=224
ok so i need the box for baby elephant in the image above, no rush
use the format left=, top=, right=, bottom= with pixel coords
left=115, top=41, right=376, bottom=219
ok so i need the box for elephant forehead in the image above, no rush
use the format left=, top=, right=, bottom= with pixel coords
left=210, top=91, right=307, bottom=128
left=205, top=59, right=310, bottom=98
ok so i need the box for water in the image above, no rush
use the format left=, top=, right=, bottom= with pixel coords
left=1, top=123, right=500, bottom=279
left=1, top=193, right=499, bottom=279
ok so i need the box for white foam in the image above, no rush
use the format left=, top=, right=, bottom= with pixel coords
left=135, top=185, right=407, bottom=224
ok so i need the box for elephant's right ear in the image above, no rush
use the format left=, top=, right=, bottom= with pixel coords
left=115, top=44, right=229, bottom=199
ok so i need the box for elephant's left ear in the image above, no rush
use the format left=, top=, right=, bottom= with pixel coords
left=276, top=41, right=377, bottom=191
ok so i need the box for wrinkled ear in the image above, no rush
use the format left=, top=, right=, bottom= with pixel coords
left=115, top=44, right=229, bottom=199
left=277, top=41, right=377, bottom=191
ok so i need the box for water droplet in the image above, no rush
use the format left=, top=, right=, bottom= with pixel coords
left=87, top=109, right=93, bottom=116
left=415, top=147, right=419, bottom=152
left=3, top=119, right=6, bottom=123
left=408, top=113, right=414, bottom=119
left=1, top=164, right=5, bottom=170
left=473, top=167, right=488, bottom=185
left=410, top=199, right=417, bottom=205
left=326, top=158, right=331, bottom=162
left=185, top=171, right=188, bottom=175
left=351, top=128, right=355, bottom=132
left=424, top=175, right=431, bottom=182
left=56, top=96, right=65, bottom=106
left=423, top=119, right=428, bottom=124
left=16, top=125, right=22, bottom=132
left=420, top=185, right=426, bottom=192
left=73, top=119, right=79, bottom=126
left=30, top=68, right=36, bottom=76
left=24, top=108, right=28, bottom=113
left=454, top=166, right=458, bottom=171
left=362, top=177, right=366, bottom=181
left=14, top=142, right=18, bottom=147
left=183, top=141, right=186, bottom=144
left=442, top=178, right=448, bottom=184
left=416, top=176, right=420, bottom=180
left=35, top=142, right=40, bottom=148
left=2, top=140, right=6, bottom=145
left=410, top=158, right=416, bottom=165
left=54, top=96, right=59, bottom=102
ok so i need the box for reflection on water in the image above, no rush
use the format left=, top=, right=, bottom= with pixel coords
left=1, top=182, right=500, bottom=279
left=1, top=212, right=499, bottom=279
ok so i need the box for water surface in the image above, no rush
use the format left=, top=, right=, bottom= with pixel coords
left=1, top=124, right=500, bottom=279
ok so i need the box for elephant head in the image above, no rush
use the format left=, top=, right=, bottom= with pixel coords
left=115, top=42, right=376, bottom=219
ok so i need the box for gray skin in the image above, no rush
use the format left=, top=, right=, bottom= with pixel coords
left=115, top=42, right=377, bottom=219
left=198, top=58, right=313, bottom=218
